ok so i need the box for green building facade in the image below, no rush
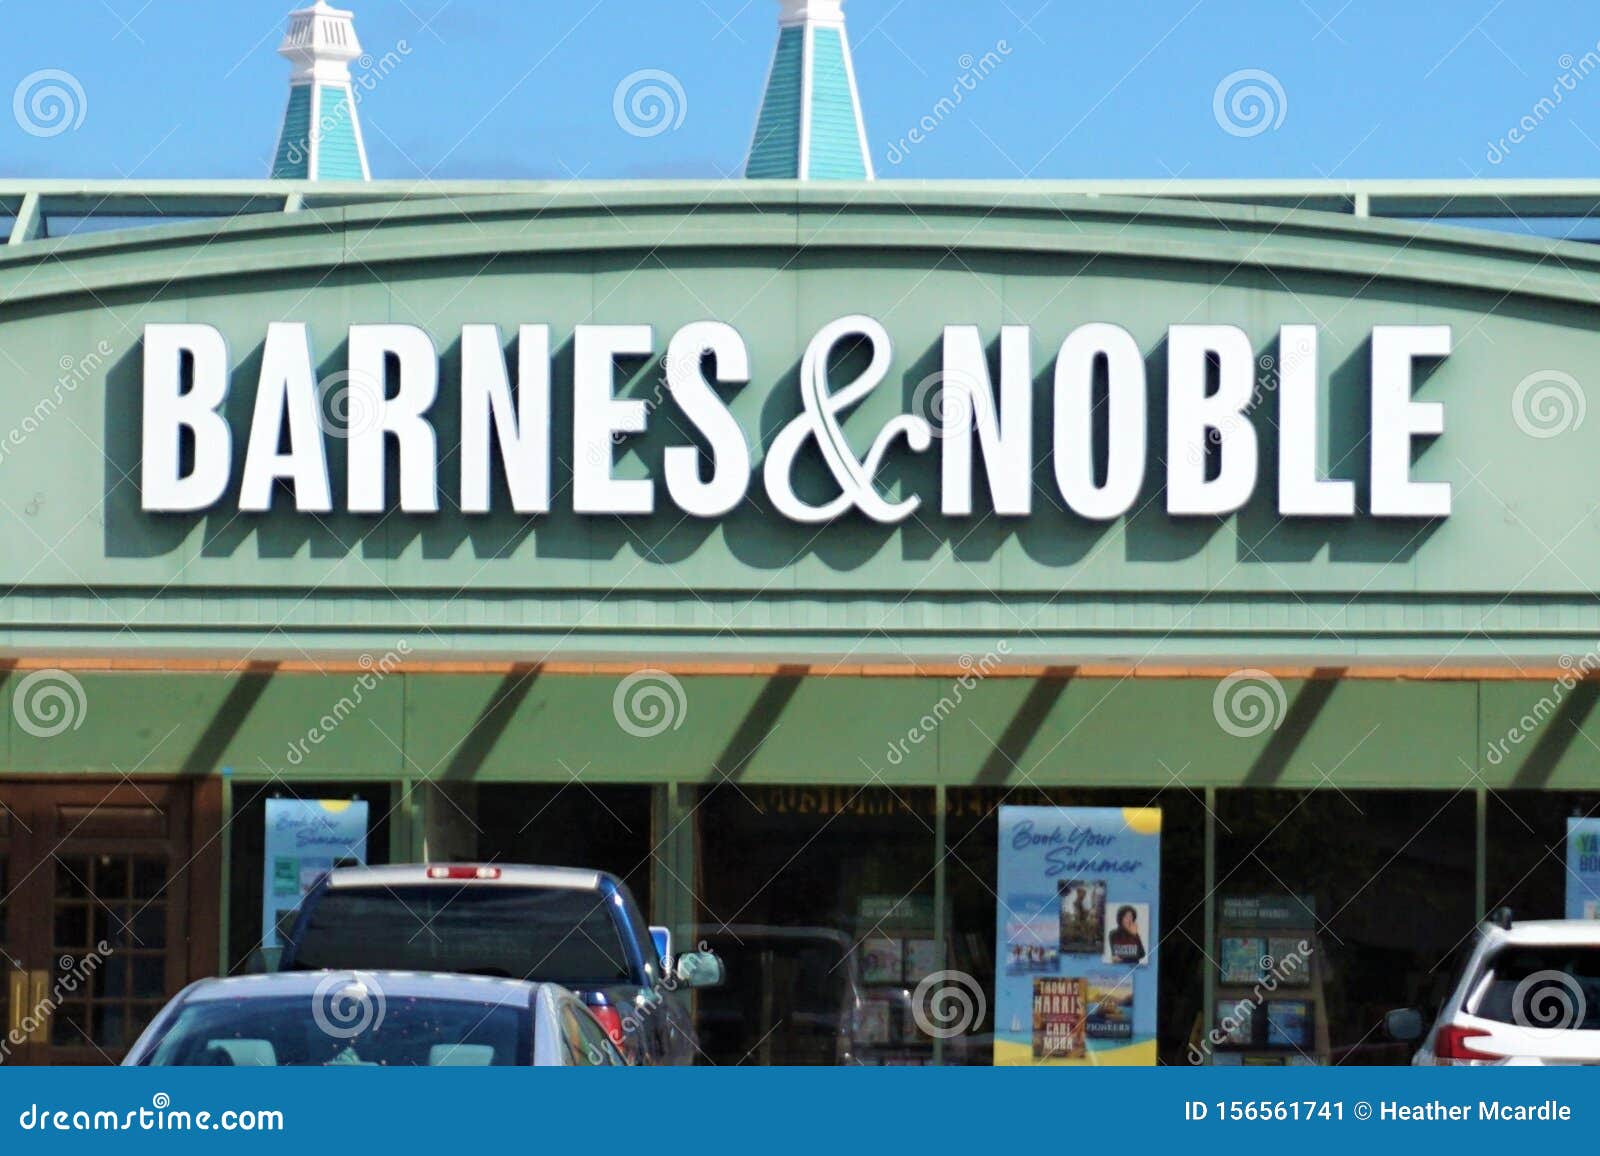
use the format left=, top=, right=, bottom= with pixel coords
left=0, top=180, right=1597, bottom=1065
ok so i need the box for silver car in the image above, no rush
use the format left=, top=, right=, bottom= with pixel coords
left=123, top=971, right=628, bottom=1067
left=1388, top=914, right=1600, bottom=1065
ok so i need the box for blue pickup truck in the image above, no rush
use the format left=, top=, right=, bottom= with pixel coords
left=279, top=863, right=723, bottom=1065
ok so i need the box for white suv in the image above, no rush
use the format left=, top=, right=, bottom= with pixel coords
left=1388, top=913, right=1600, bottom=1065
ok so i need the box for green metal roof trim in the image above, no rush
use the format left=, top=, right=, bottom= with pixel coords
left=2, top=185, right=1600, bottom=310
left=807, top=27, right=868, bottom=179
left=270, top=85, right=315, bottom=179
left=12, top=178, right=1600, bottom=222
left=747, top=26, right=806, bottom=179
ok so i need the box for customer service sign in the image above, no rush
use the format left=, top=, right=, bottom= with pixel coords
left=136, top=316, right=1454, bottom=522
left=995, top=806, right=1162, bottom=1067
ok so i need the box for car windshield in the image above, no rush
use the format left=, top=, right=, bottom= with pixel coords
left=143, top=992, right=531, bottom=1066
left=1469, top=946, right=1600, bottom=1030
left=289, top=885, right=633, bottom=984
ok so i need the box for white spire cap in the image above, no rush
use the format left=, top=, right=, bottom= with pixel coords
left=778, top=0, right=846, bottom=27
left=279, top=0, right=364, bottom=85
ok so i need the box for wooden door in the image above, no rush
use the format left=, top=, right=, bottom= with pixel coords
left=0, top=788, right=26, bottom=1065
left=0, top=781, right=217, bottom=1065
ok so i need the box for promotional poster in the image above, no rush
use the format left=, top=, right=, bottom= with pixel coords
left=1566, top=818, right=1600, bottom=919
left=260, top=798, right=370, bottom=949
left=995, top=806, right=1162, bottom=1065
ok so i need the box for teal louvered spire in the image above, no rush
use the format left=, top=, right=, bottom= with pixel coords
left=748, top=0, right=874, bottom=181
left=271, top=1, right=371, bottom=181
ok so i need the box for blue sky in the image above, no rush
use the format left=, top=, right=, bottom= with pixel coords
left=4, top=0, right=1600, bottom=181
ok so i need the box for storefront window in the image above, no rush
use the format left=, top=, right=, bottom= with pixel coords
left=226, top=782, right=391, bottom=975
left=692, top=785, right=937, bottom=1066
left=463, top=784, right=655, bottom=916
left=1487, top=792, right=1600, bottom=920
left=1213, top=790, right=1477, bottom=1066
left=945, top=788, right=1206, bottom=1066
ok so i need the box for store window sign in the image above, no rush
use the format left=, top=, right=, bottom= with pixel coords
left=994, top=806, right=1161, bottom=1067
left=1566, top=818, right=1600, bottom=919
left=139, top=317, right=1452, bottom=522
left=261, top=798, right=369, bottom=951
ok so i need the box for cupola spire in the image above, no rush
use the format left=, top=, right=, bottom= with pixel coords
left=747, top=0, right=874, bottom=180
left=271, top=0, right=371, bottom=180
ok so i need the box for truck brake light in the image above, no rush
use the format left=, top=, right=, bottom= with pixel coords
left=425, top=866, right=502, bottom=880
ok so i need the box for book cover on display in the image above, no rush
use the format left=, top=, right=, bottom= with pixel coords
left=1266, top=1000, right=1313, bottom=1050
left=858, top=996, right=894, bottom=1046
left=1004, top=908, right=1061, bottom=974
left=1058, top=879, right=1107, bottom=954
left=1219, top=936, right=1266, bottom=985
left=994, top=807, right=1162, bottom=1065
left=1218, top=1000, right=1257, bottom=1047
left=861, top=937, right=904, bottom=985
left=1032, top=977, right=1086, bottom=1059
left=1265, top=937, right=1311, bottom=985
left=904, top=938, right=938, bottom=982
left=1086, top=976, right=1135, bottom=1041
left=1103, top=902, right=1150, bottom=967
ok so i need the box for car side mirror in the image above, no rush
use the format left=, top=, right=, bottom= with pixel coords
left=650, top=926, right=673, bottom=967
left=675, top=950, right=725, bottom=989
left=1385, top=1008, right=1424, bottom=1043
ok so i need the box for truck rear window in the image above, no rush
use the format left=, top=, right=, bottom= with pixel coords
left=288, top=885, right=633, bottom=984
left=1469, top=946, right=1600, bottom=1029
